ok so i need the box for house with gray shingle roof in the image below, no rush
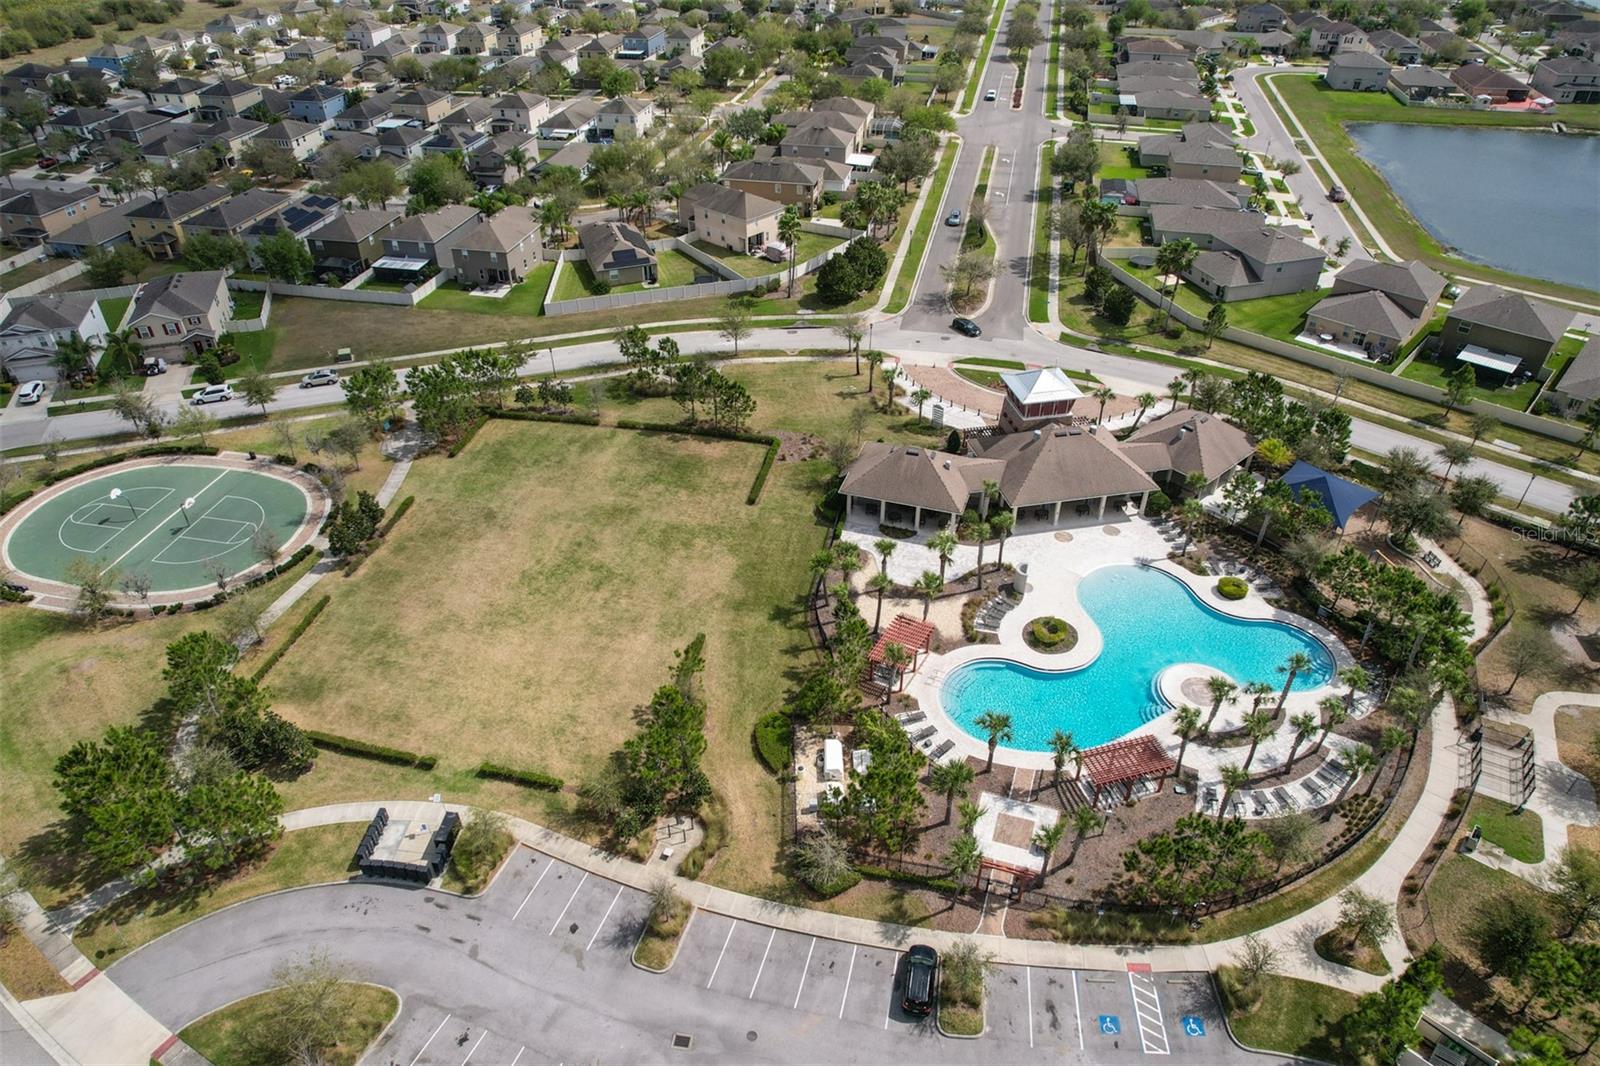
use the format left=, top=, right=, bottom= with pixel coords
left=678, top=183, right=783, bottom=254
left=1550, top=336, right=1600, bottom=415
left=578, top=221, right=657, bottom=286
left=126, top=272, right=232, bottom=360
left=1325, top=51, right=1392, bottom=92
left=1439, top=286, right=1572, bottom=378
left=1148, top=206, right=1325, bottom=301
left=0, top=292, right=111, bottom=380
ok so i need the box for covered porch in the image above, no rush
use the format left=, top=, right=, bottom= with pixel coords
left=843, top=494, right=961, bottom=533
left=1009, top=491, right=1150, bottom=532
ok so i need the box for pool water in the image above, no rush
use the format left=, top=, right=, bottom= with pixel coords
left=941, top=565, right=1335, bottom=751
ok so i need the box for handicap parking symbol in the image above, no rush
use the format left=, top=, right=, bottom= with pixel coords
left=1098, top=1015, right=1121, bottom=1036
left=1182, top=1016, right=1207, bottom=1037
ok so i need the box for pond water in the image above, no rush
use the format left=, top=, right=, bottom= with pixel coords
left=1347, top=123, right=1600, bottom=291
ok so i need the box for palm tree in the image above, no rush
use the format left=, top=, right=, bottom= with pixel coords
left=1336, top=745, right=1375, bottom=810
left=1130, top=391, right=1157, bottom=430
left=1049, top=730, right=1078, bottom=787
left=915, top=570, right=943, bottom=620
left=1093, top=386, right=1115, bottom=424
left=873, top=536, right=897, bottom=574
left=990, top=510, right=1015, bottom=568
left=1171, top=705, right=1202, bottom=779
left=1178, top=498, right=1206, bottom=555
left=1079, top=197, right=1118, bottom=274
left=1217, top=763, right=1250, bottom=822
left=1243, top=680, right=1274, bottom=718
left=1276, top=651, right=1315, bottom=712
left=911, top=386, right=933, bottom=422
left=929, top=529, right=958, bottom=582
left=1316, top=696, right=1348, bottom=751
left=503, top=145, right=531, bottom=183
left=1338, top=665, right=1370, bottom=714
left=930, top=759, right=976, bottom=824
left=1167, top=375, right=1185, bottom=413
left=1033, top=820, right=1067, bottom=875
left=1203, top=676, right=1237, bottom=732
left=958, top=798, right=982, bottom=834
left=539, top=198, right=571, bottom=244
left=967, top=516, right=992, bottom=589
left=865, top=349, right=884, bottom=394
left=979, top=478, right=999, bottom=519
left=1240, top=709, right=1275, bottom=773
left=50, top=333, right=99, bottom=382
left=1068, top=806, right=1104, bottom=864
left=778, top=205, right=802, bottom=297
left=1372, top=727, right=1408, bottom=795
left=103, top=328, right=144, bottom=375
left=880, top=642, right=911, bottom=705
left=946, top=833, right=981, bottom=889
left=1436, top=438, right=1474, bottom=491
left=974, top=710, right=1013, bottom=773
left=1153, top=237, right=1199, bottom=329
left=1286, top=712, right=1319, bottom=770
left=867, top=571, right=891, bottom=634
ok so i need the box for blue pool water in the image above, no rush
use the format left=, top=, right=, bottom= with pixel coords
left=941, top=565, right=1335, bottom=751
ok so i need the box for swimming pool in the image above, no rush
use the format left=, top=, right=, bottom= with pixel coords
left=940, top=565, right=1335, bottom=751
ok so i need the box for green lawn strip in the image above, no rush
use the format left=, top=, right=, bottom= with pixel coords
left=956, top=357, right=1027, bottom=370
left=228, top=327, right=280, bottom=373
left=689, top=240, right=784, bottom=279
left=1402, top=350, right=1544, bottom=413
left=73, top=824, right=359, bottom=964
left=954, top=366, right=1004, bottom=389
left=961, top=0, right=1006, bottom=111
left=1464, top=795, right=1545, bottom=863
left=181, top=983, right=397, bottom=1066
left=1029, top=142, right=1055, bottom=323
left=1263, top=73, right=1600, bottom=305
left=97, top=296, right=131, bottom=331
left=1045, top=10, right=1061, bottom=116
left=230, top=290, right=267, bottom=319
left=417, top=263, right=556, bottom=315
left=885, top=141, right=959, bottom=315
left=1218, top=967, right=1360, bottom=1061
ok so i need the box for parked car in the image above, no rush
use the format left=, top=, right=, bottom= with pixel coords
left=136, top=357, right=168, bottom=377
left=16, top=380, right=46, bottom=405
left=1328, top=185, right=1347, bottom=202
left=984, top=88, right=997, bottom=101
left=901, top=945, right=938, bottom=1016
left=945, top=209, right=962, bottom=227
left=300, top=368, right=339, bottom=388
left=192, top=383, right=234, bottom=405
left=951, top=317, right=981, bottom=337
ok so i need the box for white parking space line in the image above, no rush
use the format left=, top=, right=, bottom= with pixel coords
left=1127, top=967, right=1171, bottom=1055
left=408, top=1014, right=451, bottom=1066
left=884, top=952, right=899, bottom=1029
left=1026, top=967, right=1034, bottom=1049
left=548, top=871, right=588, bottom=935
left=706, top=921, right=737, bottom=989
left=585, top=885, right=623, bottom=950
left=793, top=937, right=816, bottom=1009
left=509, top=1049, right=524, bottom=1066
left=460, top=1031, right=486, bottom=1065
left=749, top=928, right=776, bottom=999
left=839, top=945, right=857, bottom=1019
left=1073, top=971, right=1083, bottom=1051
left=512, top=862, right=552, bottom=921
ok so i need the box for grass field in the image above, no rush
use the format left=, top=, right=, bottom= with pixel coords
left=1028, top=142, right=1054, bottom=323
left=180, top=981, right=398, bottom=1066
left=98, top=296, right=131, bottom=332
left=1464, top=795, right=1545, bottom=863
left=1098, top=141, right=1150, bottom=181
left=1262, top=74, right=1600, bottom=306
left=553, top=258, right=648, bottom=300
left=1219, top=967, right=1359, bottom=1061
left=417, top=264, right=556, bottom=317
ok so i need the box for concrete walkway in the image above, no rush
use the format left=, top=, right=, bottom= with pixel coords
left=1418, top=535, right=1494, bottom=642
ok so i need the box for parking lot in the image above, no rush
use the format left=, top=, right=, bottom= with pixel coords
left=361, top=847, right=1250, bottom=1065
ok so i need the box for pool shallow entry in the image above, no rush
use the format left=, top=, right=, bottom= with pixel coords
left=941, top=565, right=1335, bottom=751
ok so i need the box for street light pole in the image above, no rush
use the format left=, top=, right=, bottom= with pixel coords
left=1516, top=470, right=1537, bottom=509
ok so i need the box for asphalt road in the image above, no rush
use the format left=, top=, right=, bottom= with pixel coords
left=107, top=847, right=1301, bottom=1065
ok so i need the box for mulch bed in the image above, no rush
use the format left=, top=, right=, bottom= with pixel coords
left=772, top=430, right=827, bottom=463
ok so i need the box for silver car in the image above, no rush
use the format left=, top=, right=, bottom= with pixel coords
left=300, top=369, right=340, bottom=388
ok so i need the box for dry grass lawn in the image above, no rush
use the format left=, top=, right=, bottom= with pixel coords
left=1556, top=707, right=1600, bottom=792
left=0, top=930, right=71, bottom=1000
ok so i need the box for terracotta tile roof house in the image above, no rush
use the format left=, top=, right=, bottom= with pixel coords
left=578, top=220, right=657, bottom=286
left=1121, top=409, right=1254, bottom=491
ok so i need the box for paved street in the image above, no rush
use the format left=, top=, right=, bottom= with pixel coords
left=106, top=847, right=1297, bottom=1065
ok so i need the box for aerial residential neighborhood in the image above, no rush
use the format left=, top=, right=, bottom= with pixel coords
left=0, top=0, right=1597, bottom=1063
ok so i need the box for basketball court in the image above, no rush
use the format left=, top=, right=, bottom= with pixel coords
left=3, top=461, right=316, bottom=595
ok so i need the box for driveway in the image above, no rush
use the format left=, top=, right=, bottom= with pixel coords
left=107, top=848, right=1297, bottom=1065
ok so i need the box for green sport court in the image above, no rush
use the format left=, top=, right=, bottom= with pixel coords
left=5, top=464, right=313, bottom=594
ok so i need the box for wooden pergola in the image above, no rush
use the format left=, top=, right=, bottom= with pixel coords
left=1082, top=735, right=1177, bottom=802
left=867, top=614, right=935, bottom=693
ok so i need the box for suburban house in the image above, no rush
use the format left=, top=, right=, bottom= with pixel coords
left=1122, top=87, right=1214, bottom=122
left=455, top=22, right=497, bottom=55
left=375, top=125, right=431, bottom=161
left=1305, top=261, right=1446, bottom=358
left=1117, top=36, right=1191, bottom=63
left=260, top=118, right=325, bottom=160
left=678, top=183, right=783, bottom=254
left=102, top=110, right=177, bottom=146
left=490, top=91, right=550, bottom=133
left=393, top=88, right=456, bottom=124
left=184, top=188, right=291, bottom=241
left=244, top=193, right=341, bottom=250
left=539, top=139, right=595, bottom=178
left=375, top=204, right=479, bottom=279
left=577, top=221, right=657, bottom=286
left=1124, top=178, right=1249, bottom=212
left=0, top=293, right=110, bottom=381
left=1234, top=3, right=1287, bottom=33
left=45, top=108, right=117, bottom=143
left=668, top=25, right=706, bottom=56
left=418, top=21, right=463, bottom=53
left=1325, top=51, right=1392, bottom=92
left=1532, top=55, right=1600, bottom=103
left=596, top=96, right=656, bottom=140
left=1388, top=64, right=1459, bottom=102
left=150, top=76, right=206, bottom=114
left=1450, top=63, right=1532, bottom=103
left=284, top=37, right=336, bottom=63
left=124, top=271, right=232, bottom=360
left=1147, top=206, right=1326, bottom=301
left=451, top=206, right=543, bottom=287
left=1120, top=409, right=1254, bottom=495
left=1303, top=16, right=1367, bottom=54
left=125, top=185, right=232, bottom=259
left=720, top=159, right=825, bottom=211
left=1549, top=336, right=1600, bottom=416
left=1437, top=285, right=1571, bottom=379
left=1136, top=122, right=1240, bottom=180
left=776, top=122, right=855, bottom=163
left=48, top=196, right=154, bottom=258
left=539, top=97, right=603, bottom=140
left=1366, top=29, right=1422, bottom=64
left=1, top=186, right=106, bottom=248
left=496, top=22, right=544, bottom=55
left=196, top=79, right=263, bottom=120
left=620, top=24, right=667, bottom=57
left=307, top=208, right=401, bottom=278
left=840, top=425, right=1158, bottom=533
left=470, top=132, right=539, bottom=185
left=337, top=95, right=397, bottom=131
left=289, top=84, right=348, bottom=123
left=996, top=367, right=1085, bottom=433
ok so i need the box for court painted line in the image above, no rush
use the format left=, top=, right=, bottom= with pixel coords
left=748, top=928, right=776, bottom=999
left=511, top=861, right=553, bottom=921
left=460, top=1031, right=485, bottom=1065
left=706, top=922, right=737, bottom=989
left=1072, top=971, right=1083, bottom=1050
left=792, top=937, right=816, bottom=1009
left=509, top=1048, right=524, bottom=1066
left=99, top=469, right=230, bottom=575
left=407, top=1013, right=451, bottom=1066
left=548, top=871, right=588, bottom=935
left=1026, top=966, right=1034, bottom=1049
left=585, top=886, right=623, bottom=951
left=838, top=945, right=857, bottom=1019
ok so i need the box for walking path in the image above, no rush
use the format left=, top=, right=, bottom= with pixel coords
left=1417, top=535, right=1494, bottom=641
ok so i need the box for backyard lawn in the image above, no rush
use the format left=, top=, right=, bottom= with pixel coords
left=416, top=263, right=555, bottom=317
left=1, top=256, right=72, bottom=288
left=553, top=259, right=647, bottom=300
left=655, top=248, right=709, bottom=288
left=1464, top=795, right=1545, bottom=864
left=1400, top=348, right=1551, bottom=413
left=690, top=240, right=783, bottom=279
left=231, top=290, right=266, bottom=320
left=97, top=296, right=131, bottom=332
left=1098, top=141, right=1150, bottom=181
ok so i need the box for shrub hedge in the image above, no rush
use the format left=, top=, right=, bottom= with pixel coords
left=752, top=711, right=791, bottom=775
left=377, top=495, right=413, bottom=538
left=490, top=409, right=602, bottom=427
left=303, top=729, right=437, bottom=770
left=856, top=864, right=960, bottom=894
left=250, top=594, right=330, bottom=681
left=475, top=761, right=564, bottom=791
left=447, top=415, right=488, bottom=457
left=1216, top=576, right=1249, bottom=600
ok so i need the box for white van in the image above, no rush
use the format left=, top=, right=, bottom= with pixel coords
left=192, top=383, right=234, bottom=405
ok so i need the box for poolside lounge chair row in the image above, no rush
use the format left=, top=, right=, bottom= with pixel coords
left=974, top=592, right=1020, bottom=634
left=1197, top=756, right=1357, bottom=819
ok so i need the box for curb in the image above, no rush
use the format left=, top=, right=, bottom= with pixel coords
left=936, top=999, right=987, bottom=1039
left=630, top=906, right=696, bottom=974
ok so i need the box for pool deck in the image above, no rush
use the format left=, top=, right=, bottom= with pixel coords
left=844, top=512, right=1355, bottom=778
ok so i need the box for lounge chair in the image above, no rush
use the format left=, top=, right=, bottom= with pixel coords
left=1299, top=780, right=1327, bottom=806
left=911, top=725, right=937, bottom=743
left=1251, top=792, right=1269, bottom=817
left=931, top=739, right=954, bottom=760
left=1272, top=787, right=1296, bottom=812
left=897, top=711, right=926, bottom=727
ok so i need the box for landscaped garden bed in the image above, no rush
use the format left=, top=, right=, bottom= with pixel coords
left=1024, top=615, right=1078, bottom=653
